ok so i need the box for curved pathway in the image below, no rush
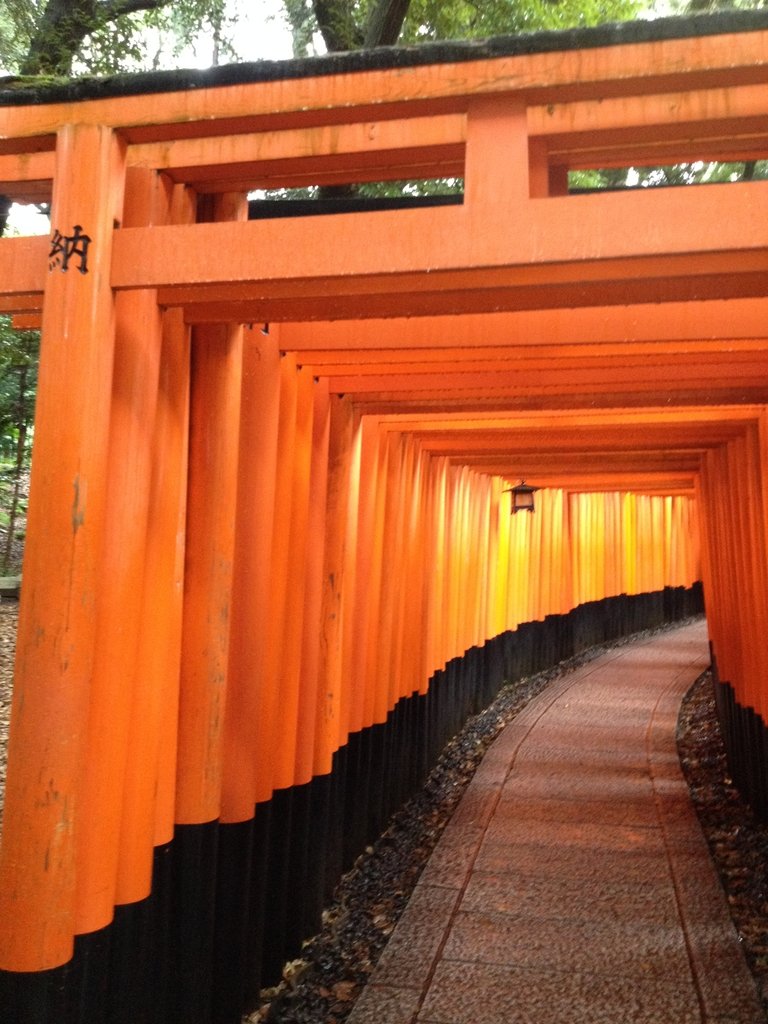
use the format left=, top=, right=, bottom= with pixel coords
left=348, top=620, right=764, bottom=1024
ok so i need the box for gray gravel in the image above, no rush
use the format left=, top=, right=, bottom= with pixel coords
left=0, top=598, right=16, bottom=838
left=678, top=670, right=768, bottom=1017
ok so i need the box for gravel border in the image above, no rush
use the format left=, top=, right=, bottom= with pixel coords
left=0, top=598, right=17, bottom=838
left=677, top=670, right=768, bottom=1020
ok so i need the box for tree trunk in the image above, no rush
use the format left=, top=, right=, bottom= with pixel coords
left=2, top=366, right=28, bottom=573
left=21, top=0, right=98, bottom=75
left=21, top=0, right=173, bottom=75
left=313, top=0, right=411, bottom=53
left=364, top=0, right=412, bottom=47
left=313, top=0, right=411, bottom=200
left=313, top=0, right=364, bottom=52
left=0, top=195, right=10, bottom=238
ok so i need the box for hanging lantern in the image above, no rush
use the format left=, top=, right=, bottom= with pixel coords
left=504, top=480, right=538, bottom=514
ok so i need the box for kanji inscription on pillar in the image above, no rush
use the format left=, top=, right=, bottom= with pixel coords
left=48, top=225, right=92, bottom=274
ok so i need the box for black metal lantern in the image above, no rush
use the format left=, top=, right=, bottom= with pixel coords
left=504, top=480, right=538, bottom=514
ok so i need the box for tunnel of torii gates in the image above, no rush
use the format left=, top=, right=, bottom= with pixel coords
left=0, top=8, right=767, bottom=1023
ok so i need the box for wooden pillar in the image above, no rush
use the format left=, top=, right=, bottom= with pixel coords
left=314, top=396, right=355, bottom=778
left=391, top=435, right=420, bottom=706
left=72, top=166, right=170, bottom=933
left=477, top=475, right=493, bottom=643
left=407, top=444, right=430, bottom=696
left=460, top=468, right=474, bottom=648
left=175, top=195, right=246, bottom=826
left=750, top=423, right=768, bottom=721
left=0, top=123, right=126, bottom=971
left=362, top=427, right=390, bottom=729
left=477, top=475, right=492, bottom=642
left=507, top=488, right=530, bottom=626
left=347, top=417, right=381, bottom=735
left=174, top=315, right=243, bottom=824
left=431, top=458, right=450, bottom=672
left=464, top=469, right=481, bottom=647
left=258, top=352, right=299, bottom=799
left=273, top=366, right=315, bottom=793
left=148, top=308, right=192, bottom=847
left=374, top=431, right=405, bottom=722
left=338, top=415, right=364, bottom=747
left=529, top=137, right=569, bottom=198
left=295, top=378, right=331, bottom=788
left=418, top=458, right=434, bottom=683
left=730, top=429, right=768, bottom=716
left=622, top=493, right=638, bottom=595
left=117, top=185, right=195, bottom=901
left=221, top=325, right=281, bottom=820
left=491, top=478, right=509, bottom=636
left=465, top=94, right=531, bottom=254
left=444, top=466, right=462, bottom=660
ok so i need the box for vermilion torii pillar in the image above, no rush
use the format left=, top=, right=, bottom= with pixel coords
left=1, top=122, right=126, bottom=970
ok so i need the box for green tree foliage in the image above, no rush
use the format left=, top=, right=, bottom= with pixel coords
left=276, top=0, right=641, bottom=202
left=570, top=159, right=768, bottom=192
left=399, top=0, right=641, bottom=42
left=0, top=0, right=233, bottom=77
left=0, top=0, right=38, bottom=73
left=0, top=317, right=38, bottom=572
left=285, top=0, right=641, bottom=57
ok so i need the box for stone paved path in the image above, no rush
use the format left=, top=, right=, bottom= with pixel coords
left=347, top=620, right=764, bottom=1024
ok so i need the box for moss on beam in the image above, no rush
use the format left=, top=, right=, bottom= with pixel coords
left=1, top=9, right=768, bottom=107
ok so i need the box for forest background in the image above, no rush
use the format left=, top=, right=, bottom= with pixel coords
left=0, top=0, right=765, bottom=575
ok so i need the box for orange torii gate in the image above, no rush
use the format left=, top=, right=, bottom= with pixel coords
left=0, top=10, right=766, bottom=1022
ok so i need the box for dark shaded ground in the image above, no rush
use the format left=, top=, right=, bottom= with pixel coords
left=677, top=670, right=768, bottom=1017
left=251, top=620, right=768, bottom=1024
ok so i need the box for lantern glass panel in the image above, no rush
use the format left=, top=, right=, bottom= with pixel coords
left=514, top=489, right=535, bottom=513
left=508, top=482, right=537, bottom=514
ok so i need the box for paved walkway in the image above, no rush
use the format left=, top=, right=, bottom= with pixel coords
left=347, top=620, right=764, bottom=1024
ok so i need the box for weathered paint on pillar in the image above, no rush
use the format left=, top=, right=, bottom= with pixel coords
left=258, top=352, right=299, bottom=799
left=222, top=324, right=281, bottom=819
left=273, top=366, right=315, bottom=792
left=295, top=378, right=331, bottom=788
left=75, top=166, right=169, bottom=933
left=116, top=185, right=195, bottom=901
left=313, top=396, right=356, bottom=777
left=0, top=123, right=126, bottom=971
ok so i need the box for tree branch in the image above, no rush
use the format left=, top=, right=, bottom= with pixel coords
left=312, top=0, right=364, bottom=52
left=311, top=0, right=411, bottom=53
left=20, top=0, right=174, bottom=75
left=364, top=0, right=411, bottom=47
left=311, top=0, right=412, bottom=200
left=102, top=0, right=172, bottom=19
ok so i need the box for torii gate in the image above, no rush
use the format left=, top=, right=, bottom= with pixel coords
left=0, top=10, right=767, bottom=1023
